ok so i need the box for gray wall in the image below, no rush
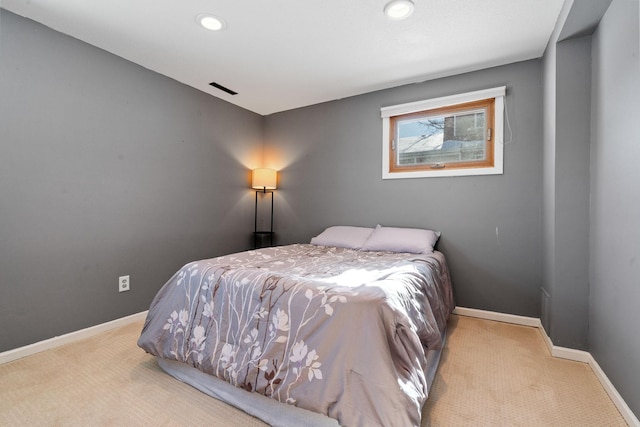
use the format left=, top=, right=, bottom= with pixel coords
left=553, top=36, right=592, bottom=350
left=542, top=26, right=592, bottom=350
left=264, top=60, right=544, bottom=318
left=541, top=0, right=617, bottom=353
left=541, top=4, right=560, bottom=335
left=590, top=0, right=640, bottom=415
left=0, top=10, right=262, bottom=352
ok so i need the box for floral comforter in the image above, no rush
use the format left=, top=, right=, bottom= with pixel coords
left=137, top=244, right=454, bottom=426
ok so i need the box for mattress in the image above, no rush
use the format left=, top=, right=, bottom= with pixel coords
left=138, top=244, right=454, bottom=426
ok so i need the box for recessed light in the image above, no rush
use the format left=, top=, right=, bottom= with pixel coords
left=384, top=0, right=415, bottom=20
left=196, top=14, right=227, bottom=31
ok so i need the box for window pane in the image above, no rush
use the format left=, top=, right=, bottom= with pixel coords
left=396, top=108, right=487, bottom=166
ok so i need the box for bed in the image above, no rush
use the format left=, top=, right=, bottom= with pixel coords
left=138, top=226, right=454, bottom=426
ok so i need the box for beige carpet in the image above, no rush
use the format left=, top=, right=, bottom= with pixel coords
left=0, top=315, right=627, bottom=426
left=422, top=316, right=627, bottom=426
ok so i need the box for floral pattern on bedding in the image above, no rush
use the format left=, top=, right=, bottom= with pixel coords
left=138, top=244, right=454, bottom=427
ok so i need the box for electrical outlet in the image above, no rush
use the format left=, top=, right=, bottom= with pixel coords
left=119, top=275, right=130, bottom=292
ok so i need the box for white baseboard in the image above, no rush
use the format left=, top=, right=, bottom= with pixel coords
left=454, top=306, right=639, bottom=426
left=0, top=311, right=148, bottom=365
left=588, top=354, right=640, bottom=427
left=453, top=306, right=541, bottom=327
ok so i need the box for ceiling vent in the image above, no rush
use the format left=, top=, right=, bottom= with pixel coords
left=209, top=82, right=238, bottom=95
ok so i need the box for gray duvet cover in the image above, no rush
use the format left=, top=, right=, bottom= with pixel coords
left=138, top=244, right=454, bottom=426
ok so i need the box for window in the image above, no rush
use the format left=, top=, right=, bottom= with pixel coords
left=381, top=87, right=505, bottom=178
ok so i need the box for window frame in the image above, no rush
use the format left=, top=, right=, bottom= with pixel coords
left=381, top=86, right=505, bottom=179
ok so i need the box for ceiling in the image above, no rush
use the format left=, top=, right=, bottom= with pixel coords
left=1, top=0, right=566, bottom=115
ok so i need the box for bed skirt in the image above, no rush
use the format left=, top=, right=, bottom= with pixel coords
left=156, top=329, right=447, bottom=426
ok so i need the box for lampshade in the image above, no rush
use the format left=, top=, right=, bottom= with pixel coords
left=251, top=168, right=277, bottom=190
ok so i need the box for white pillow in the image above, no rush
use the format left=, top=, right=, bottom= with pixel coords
left=361, top=225, right=441, bottom=254
left=310, top=226, right=374, bottom=249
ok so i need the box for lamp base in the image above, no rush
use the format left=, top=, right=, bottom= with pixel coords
left=254, top=190, right=274, bottom=249
left=253, top=231, right=274, bottom=249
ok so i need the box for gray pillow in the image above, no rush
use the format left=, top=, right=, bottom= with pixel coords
left=310, top=226, right=374, bottom=249
left=361, top=225, right=440, bottom=254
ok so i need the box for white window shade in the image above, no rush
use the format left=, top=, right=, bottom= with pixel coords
left=381, top=86, right=506, bottom=118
